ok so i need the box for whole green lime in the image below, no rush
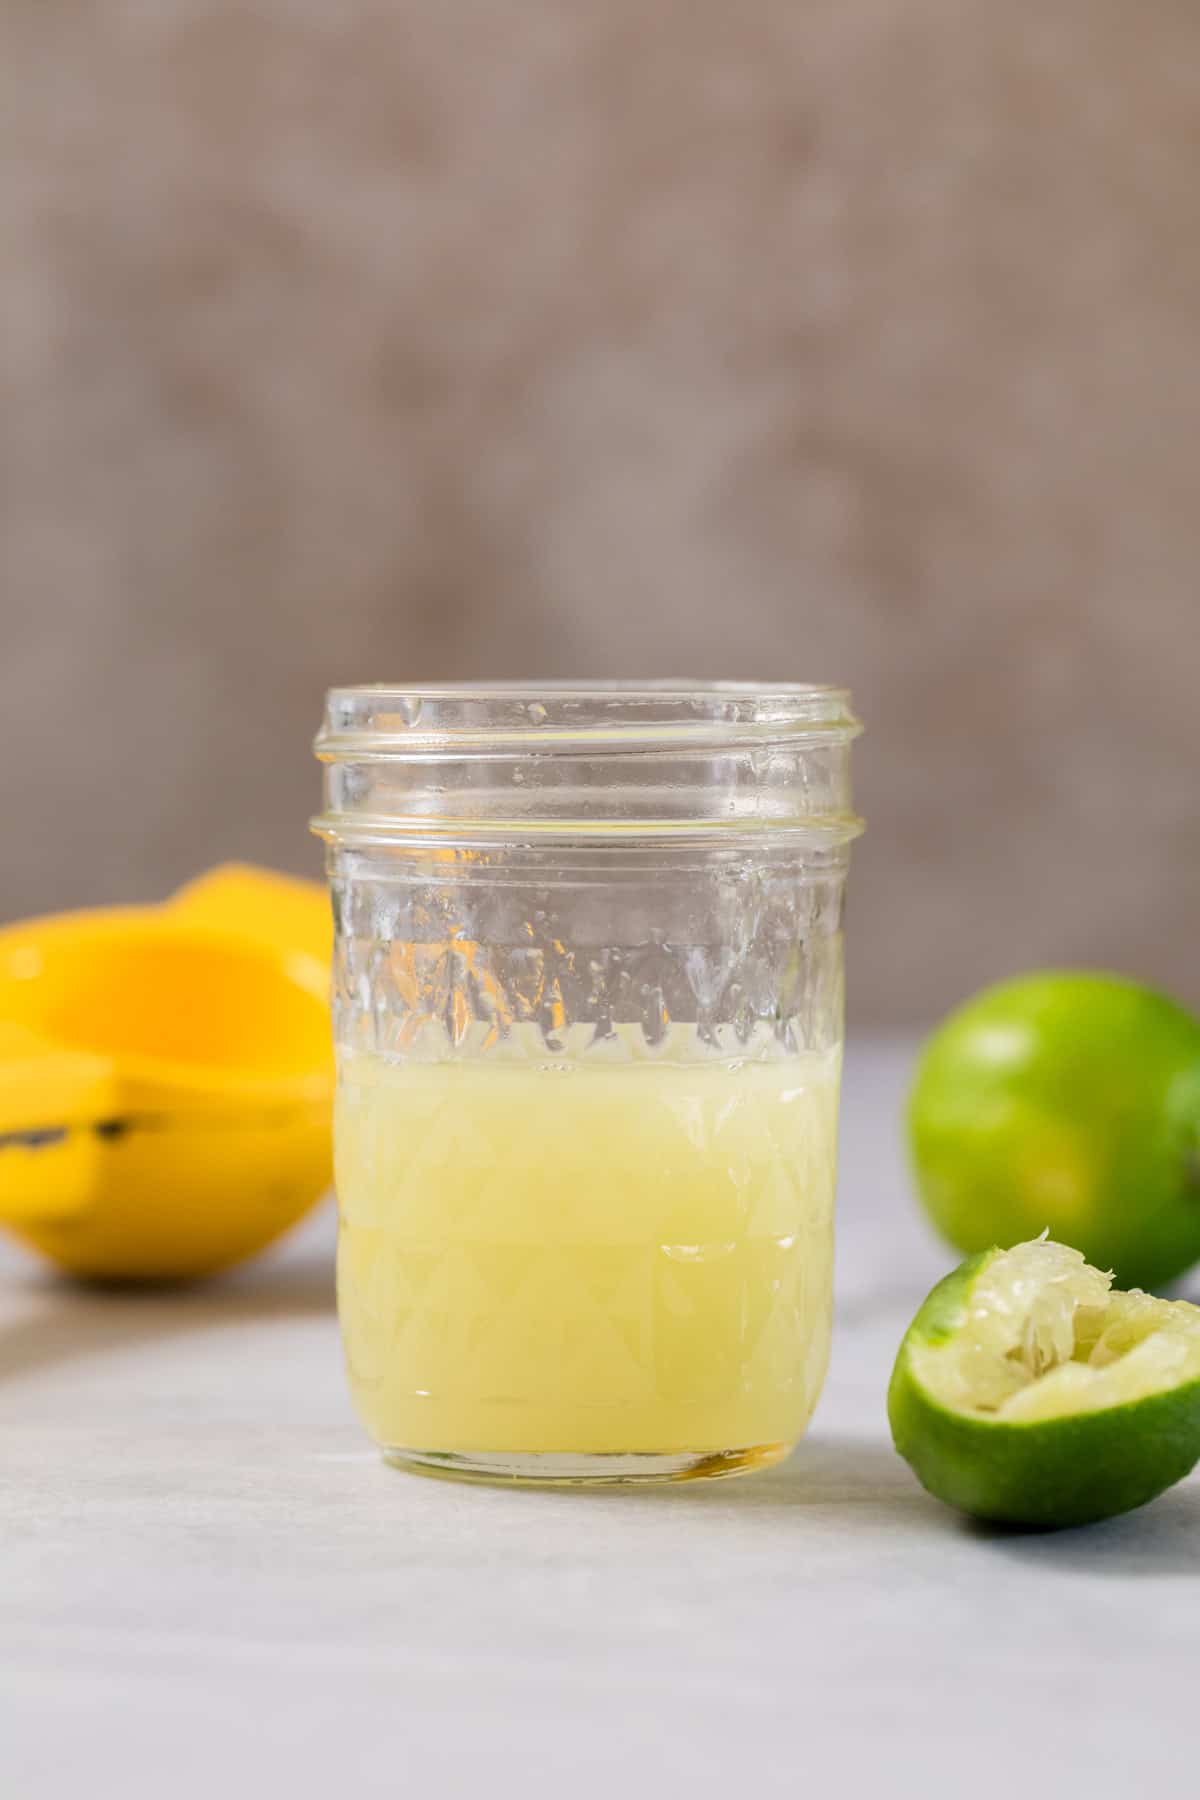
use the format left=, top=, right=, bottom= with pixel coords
left=889, top=1237, right=1200, bottom=1529
left=909, top=973, right=1200, bottom=1292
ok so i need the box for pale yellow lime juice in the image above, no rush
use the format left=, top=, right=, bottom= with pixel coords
left=335, top=1027, right=839, bottom=1466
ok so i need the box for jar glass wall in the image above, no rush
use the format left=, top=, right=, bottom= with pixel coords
left=314, top=683, right=863, bottom=1485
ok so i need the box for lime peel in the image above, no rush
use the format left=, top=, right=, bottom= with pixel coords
left=890, top=1237, right=1200, bottom=1528
left=907, top=973, right=1200, bottom=1292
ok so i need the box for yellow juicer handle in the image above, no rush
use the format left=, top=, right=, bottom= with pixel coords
left=0, top=1023, right=120, bottom=1225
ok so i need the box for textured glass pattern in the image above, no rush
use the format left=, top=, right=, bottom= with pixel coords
left=330, top=853, right=847, bottom=1064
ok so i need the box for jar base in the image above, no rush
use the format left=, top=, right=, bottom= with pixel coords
left=380, top=1442, right=790, bottom=1487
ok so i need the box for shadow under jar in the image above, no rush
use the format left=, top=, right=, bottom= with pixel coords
left=313, top=683, right=863, bottom=1486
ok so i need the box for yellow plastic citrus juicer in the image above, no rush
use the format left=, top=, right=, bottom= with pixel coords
left=0, top=866, right=333, bottom=1281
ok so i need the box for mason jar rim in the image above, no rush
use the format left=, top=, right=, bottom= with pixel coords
left=313, top=680, right=863, bottom=848
left=315, top=680, right=861, bottom=759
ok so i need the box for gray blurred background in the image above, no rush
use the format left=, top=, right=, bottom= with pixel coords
left=4, top=0, right=1198, bottom=1025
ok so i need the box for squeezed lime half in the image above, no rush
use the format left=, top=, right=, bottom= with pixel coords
left=888, top=1237, right=1200, bottom=1529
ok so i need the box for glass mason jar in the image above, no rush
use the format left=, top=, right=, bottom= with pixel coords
left=313, top=683, right=862, bottom=1485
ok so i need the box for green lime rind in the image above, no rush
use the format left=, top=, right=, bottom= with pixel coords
left=888, top=1250, right=1200, bottom=1529
left=908, top=972, right=1200, bottom=1293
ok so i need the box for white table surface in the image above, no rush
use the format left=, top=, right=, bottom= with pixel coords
left=4, top=1038, right=1198, bottom=1799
